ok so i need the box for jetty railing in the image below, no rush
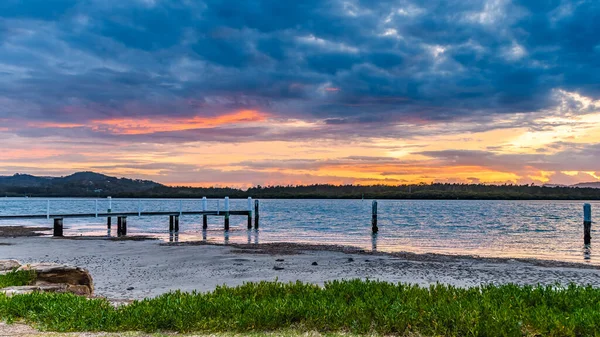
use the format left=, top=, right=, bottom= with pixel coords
left=0, top=197, right=259, bottom=237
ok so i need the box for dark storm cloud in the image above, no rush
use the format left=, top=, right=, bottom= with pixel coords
left=1, top=0, right=599, bottom=141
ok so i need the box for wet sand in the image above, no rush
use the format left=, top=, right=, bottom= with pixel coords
left=2, top=235, right=600, bottom=300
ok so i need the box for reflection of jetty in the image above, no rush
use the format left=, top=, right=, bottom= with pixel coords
left=0, top=197, right=259, bottom=237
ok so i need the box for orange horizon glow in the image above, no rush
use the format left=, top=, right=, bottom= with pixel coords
left=2, top=90, right=600, bottom=187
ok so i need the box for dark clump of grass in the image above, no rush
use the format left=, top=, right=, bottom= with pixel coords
left=0, top=269, right=35, bottom=288
left=1, top=280, right=600, bottom=336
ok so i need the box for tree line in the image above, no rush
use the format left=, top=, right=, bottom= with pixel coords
left=4, top=183, right=600, bottom=200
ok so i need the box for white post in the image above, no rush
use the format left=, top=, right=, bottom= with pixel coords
left=95, top=199, right=98, bottom=218
left=138, top=200, right=141, bottom=217
left=225, top=197, right=230, bottom=212
left=108, top=196, right=112, bottom=213
left=46, top=200, right=50, bottom=219
left=179, top=200, right=183, bottom=216
left=202, top=197, right=207, bottom=211
left=248, top=197, right=252, bottom=213
left=217, top=200, right=220, bottom=215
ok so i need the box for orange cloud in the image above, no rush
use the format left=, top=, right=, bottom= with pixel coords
left=92, top=109, right=268, bottom=135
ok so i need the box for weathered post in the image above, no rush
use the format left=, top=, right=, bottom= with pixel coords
left=117, top=216, right=123, bottom=237
left=202, top=197, right=208, bottom=229
left=254, top=199, right=260, bottom=229
left=372, top=200, right=378, bottom=233
left=107, top=196, right=112, bottom=229
left=224, top=197, right=230, bottom=231
left=584, top=203, right=592, bottom=245
left=117, top=216, right=127, bottom=236
left=174, top=215, right=180, bottom=232
left=169, top=215, right=174, bottom=232
left=53, top=218, right=63, bottom=237
left=247, top=197, right=253, bottom=229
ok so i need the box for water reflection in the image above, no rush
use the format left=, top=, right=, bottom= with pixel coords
left=584, top=244, right=592, bottom=261
left=202, top=229, right=207, bottom=241
left=247, top=230, right=252, bottom=244
left=107, top=228, right=111, bottom=237
left=6, top=199, right=600, bottom=265
left=224, top=230, right=229, bottom=245
left=169, top=232, right=179, bottom=242
left=371, top=233, right=378, bottom=252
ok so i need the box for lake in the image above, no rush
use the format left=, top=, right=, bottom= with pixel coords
left=0, top=198, right=597, bottom=264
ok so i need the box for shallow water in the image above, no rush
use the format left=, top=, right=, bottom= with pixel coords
left=0, top=198, right=597, bottom=264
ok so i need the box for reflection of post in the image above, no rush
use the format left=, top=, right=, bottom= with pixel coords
left=224, top=230, right=230, bottom=245
left=202, top=229, right=207, bottom=241
left=371, top=233, right=378, bottom=252
left=254, top=229, right=259, bottom=245
left=247, top=230, right=251, bottom=244
left=584, top=244, right=591, bottom=260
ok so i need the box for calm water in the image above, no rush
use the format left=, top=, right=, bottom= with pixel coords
left=0, top=198, right=597, bottom=264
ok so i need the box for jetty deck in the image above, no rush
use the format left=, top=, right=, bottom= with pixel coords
left=0, top=197, right=260, bottom=237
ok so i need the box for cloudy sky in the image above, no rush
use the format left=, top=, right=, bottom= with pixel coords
left=1, top=0, right=599, bottom=187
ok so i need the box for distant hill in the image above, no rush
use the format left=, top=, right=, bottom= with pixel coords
left=3, top=172, right=600, bottom=199
left=0, top=172, right=162, bottom=197
left=573, top=182, right=600, bottom=189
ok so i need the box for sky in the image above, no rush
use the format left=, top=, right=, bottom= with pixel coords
left=1, top=0, right=600, bottom=187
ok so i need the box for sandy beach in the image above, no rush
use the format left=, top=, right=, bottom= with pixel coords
left=1, top=235, right=600, bottom=300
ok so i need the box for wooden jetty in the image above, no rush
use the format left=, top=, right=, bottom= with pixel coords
left=0, top=197, right=259, bottom=237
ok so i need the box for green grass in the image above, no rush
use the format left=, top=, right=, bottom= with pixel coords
left=2, top=280, right=600, bottom=336
left=0, top=269, right=35, bottom=288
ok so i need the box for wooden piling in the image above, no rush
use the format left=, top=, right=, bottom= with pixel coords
left=254, top=200, right=260, bottom=229
left=53, top=218, right=63, bottom=237
left=224, top=197, right=230, bottom=231
left=117, top=216, right=127, bottom=236
left=169, top=215, right=174, bottom=232
left=107, top=196, right=112, bottom=229
left=372, top=200, right=378, bottom=233
left=247, top=197, right=253, bottom=229
left=174, top=215, right=179, bottom=232
left=203, top=215, right=208, bottom=229
left=584, top=203, right=592, bottom=245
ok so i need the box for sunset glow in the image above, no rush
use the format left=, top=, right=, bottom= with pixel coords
left=1, top=1, right=599, bottom=187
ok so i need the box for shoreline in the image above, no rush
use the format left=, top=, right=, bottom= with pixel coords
left=162, top=240, right=600, bottom=270
left=3, top=226, right=597, bottom=269
left=2, top=236, right=600, bottom=301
